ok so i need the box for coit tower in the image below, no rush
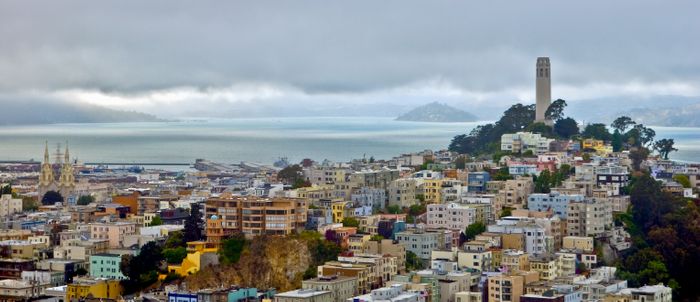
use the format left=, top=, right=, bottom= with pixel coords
left=535, top=57, right=551, bottom=123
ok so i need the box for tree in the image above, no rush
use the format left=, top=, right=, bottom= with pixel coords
left=612, top=130, right=623, bottom=152
left=582, top=123, right=612, bottom=141
left=629, top=148, right=650, bottom=171
left=76, top=195, right=95, bottom=206
left=278, top=164, right=304, bottom=185
left=387, top=205, right=401, bottom=214
left=165, top=231, right=185, bottom=248
left=525, top=122, right=554, bottom=138
left=554, top=117, right=579, bottom=138
left=494, top=167, right=513, bottom=181
left=545, top=99, right=567, bottom=121
left=653, top=139, right=678, bottom=160
left=406, top=251, right=424, bottom=270
left=120, top=241, right=163, bottom=293
left=219, top=234, right=247, bottom=264
left=464, top=222, right=486, bottom=241
left=499, top=207, right=513, bottom=218
left=41, top=191, right=63, bottom=205
left=184, top=203, right=203, bottom=243
left=1, top=185, right=11, bottom=195
left=149, top=216, right=163, bottom=226
left=22, top=197, right=38, bottom=212
left=534, top=170, right=552, bottom=193
left=162, top=247, right=187, bottom=264
left=342, top=217, right=360, bottom=228
left=370, top=235, right=384, bottom=242
left=672, top=174, right=691, bottom=188
left=611, top=116, right=636, bottom=133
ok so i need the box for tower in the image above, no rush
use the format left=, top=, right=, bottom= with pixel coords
left=535, top=57, right=551, bottom=123
left=38, top=142, right=76, bottom=203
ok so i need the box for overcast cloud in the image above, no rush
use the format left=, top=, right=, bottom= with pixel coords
left=0, top=1, right=698, bottom=117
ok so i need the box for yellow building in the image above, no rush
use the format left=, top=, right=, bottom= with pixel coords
left=331, top=201, right=350, bottom=223
left=582, top=139, right=613, bottom=155
left=66, top=277, right=122, bottom=301
left=529, top=254, right=559, bottom=281
left=501, top=250, right=529, bottom=272
left=422, top=179, right=443, bottom=204
left=166, top=241, right=218, bottom=276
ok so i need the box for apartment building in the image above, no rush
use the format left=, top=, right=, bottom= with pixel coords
left=318, top=254, right=398, bottom=294
left=0, top=194, right=22, bottom=217
left=501, top=132, right=554, bottom=155
left=426, top=203, right=490, bottom=231
left=351, top=187, right=387, bottom=209
left=528, top=254, right=559, bottom=281
left=501, top=250, right=529, bottom=272
left=494, top=177, right=534, bottom=210
left=302, top=275, right=358, bottom=302
left=205, top=195, right=308, bottom=245
left=89, top=253, right=126, bottom=280
left=527, top=192, right=585, bottom=219
left=88, top=221, right=137, bottom=248
left=388, top=179, right=419, bottom=208
left=467, top=172, right=491, bottom=193
left=396, top=230, right=442, bottom=260
left=567, top=199, right=612, bottom=237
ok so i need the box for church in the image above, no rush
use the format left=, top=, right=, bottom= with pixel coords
left=38, top=142, right=76, bottom=203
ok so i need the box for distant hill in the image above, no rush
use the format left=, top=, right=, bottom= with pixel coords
left=396, top=102, right=478, bottom=122
left=624, top=103, right=700, bottom=127
left=0, top=97, right=163, bottom=125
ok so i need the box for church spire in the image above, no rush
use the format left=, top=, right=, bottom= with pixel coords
left=44, top=141, right=50, bottom=163
left=64, top=142, right=70, bottom=164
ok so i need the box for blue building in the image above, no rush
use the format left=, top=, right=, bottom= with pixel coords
left=527, top=192, right=585, bottom=218
left=168, top=292, right=198, bottom=302
left=467, top=172, right=491, bottom=192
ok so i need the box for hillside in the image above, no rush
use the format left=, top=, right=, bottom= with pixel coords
left=0, top=97, right=162, bottom=125
left=623, top=103, right=700, bottom=127
left=396, top=102, right=478, bottom=122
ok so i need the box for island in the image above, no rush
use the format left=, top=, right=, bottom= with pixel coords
left=395, top=102, right=478, bottom=122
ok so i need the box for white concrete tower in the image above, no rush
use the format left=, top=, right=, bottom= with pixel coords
left=535, top=57, right=551, bottom=123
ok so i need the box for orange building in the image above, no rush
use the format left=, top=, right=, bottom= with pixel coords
left=112, top=191, right=139, bottom=214
left=205, top=194, right=308, bottom=245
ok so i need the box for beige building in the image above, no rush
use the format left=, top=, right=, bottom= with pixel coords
left=494, top=177, right=534, bottom=210
left=302, top=275, right=358, bottom=302
left=455, top=292, right=482, bottom=302
left=528, top=254, right=559, bottom=281
left=567, top=199, right=612, bottom=237
left=388, top=178, right=419, bottom=208
left=318, top=254, right=398, bottom=294
left=53, top=239, right=109, bottom=261
left=0, top=194, right=22, bottom=217
left=205, top=195, right=308, bottom=246
left=0, top=279, right=41, bottom=300
left=0, top=240, right=38, bottom=259
left=563, top=236, right=594, bottom=251
left=501, top=250, right=529, bottom=272
left=89, top=221, right=137, bottom=248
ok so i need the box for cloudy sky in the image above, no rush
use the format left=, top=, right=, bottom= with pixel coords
left=1, top=1, right=699, bottom=118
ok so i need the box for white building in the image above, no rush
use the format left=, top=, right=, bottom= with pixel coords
left=500, top=132, right=553, bottom=155
left=348, top=284, right=425, bottom=302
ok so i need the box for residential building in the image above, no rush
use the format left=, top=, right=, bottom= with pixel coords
left=89, top=221, right=137, bottom=248
left=352, top=187, right=387, bottom=210
left=388, top=179, right=419, bottom=208
left=347, top=284, right=425, bottom=302
left=0, top=279, right=41, bottom=300
left=528, top=254, right=559, bottom=281
left=567, top=199, right=612, bottom=237
left=66, top=277, right=122, bottom=301
left=562, top=236, right=593, bottom=252
left=501, top=250, right=529, bottom=272
left=501, top=132, right=554, bottom=155
left=527, top=192, right=585, bottom=219
left=426, top=203, right=490, bottom=231
left=205, top=195, right=308, bottom=245
left=396, top=230, right=442, bottom=260
left=89, top=253, right=126, bottom=280
left=467, top=172, right=491, bottom=193
left=494, top=177, right=534, bottom=210
left=0, top=194, right=22, bottom=217
left=302, top=275, right=358, bottom=302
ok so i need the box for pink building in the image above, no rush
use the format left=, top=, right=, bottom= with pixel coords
left=89, top=222, right=137, bottom=248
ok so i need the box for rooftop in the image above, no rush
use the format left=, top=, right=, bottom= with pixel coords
left=276, top=289, right=330, bottom=298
